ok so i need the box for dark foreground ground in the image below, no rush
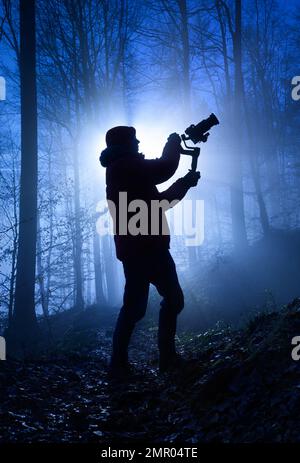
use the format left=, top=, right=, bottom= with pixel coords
left=1, top=298, right=300, bottom=443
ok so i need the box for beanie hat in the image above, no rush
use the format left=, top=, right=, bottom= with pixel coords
left=105, top=126, right=136, bottom=147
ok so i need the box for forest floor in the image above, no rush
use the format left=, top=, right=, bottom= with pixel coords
left=1, top=298, right=300, bottom=443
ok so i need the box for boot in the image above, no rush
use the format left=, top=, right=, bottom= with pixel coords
left=108, top=358, right=134, bottom=380
left=159, top=352, right=183, bottom=374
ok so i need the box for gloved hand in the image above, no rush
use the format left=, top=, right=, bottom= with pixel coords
left=167, top=132, right=182, bottom=147
left=183, top=170, right=201, bottom=187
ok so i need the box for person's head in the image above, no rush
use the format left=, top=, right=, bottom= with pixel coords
left=105, top=126, right=140, bottom=153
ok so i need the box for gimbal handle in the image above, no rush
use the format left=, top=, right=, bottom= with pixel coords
left=180, top=136, right=200, bottom=172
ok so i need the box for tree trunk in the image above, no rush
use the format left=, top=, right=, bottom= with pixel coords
left=8, top=161, right=18, bottom=324
left=36, top=211, right=49, bottom=318
left=231, top=0, right=248, bottom=249
left=73, top=141, right=84, bottom=311
left=103, top=235, right=118, bottom=305
left=241, top=89, right=270, bottom=235
left=7, top=0, right=39, bottom=356
left=8, top=231, right=17, bottom=324
left=178, top=0, right=191, bottom=117
left=93, top=231, right=106, bottom=307
left=72, top=24, right=84, bottom=312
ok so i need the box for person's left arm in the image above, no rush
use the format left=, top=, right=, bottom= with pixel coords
left=158, top=171, right=201, bottom=206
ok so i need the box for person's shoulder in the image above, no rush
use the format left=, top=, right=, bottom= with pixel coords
left=107, top=156, right=145, bottom=183
left=113, top=154, right=145, bottom=169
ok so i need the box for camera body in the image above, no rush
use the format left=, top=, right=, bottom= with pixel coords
left=183, top=113, right=219, bottom=144
left=180, top=113, right=219, bottom=171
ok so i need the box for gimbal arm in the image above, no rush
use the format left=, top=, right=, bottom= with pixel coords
left=180, top=135, right=200, bottom=172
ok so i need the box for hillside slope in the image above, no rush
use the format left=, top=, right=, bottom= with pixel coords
left=1, top=298, right=300, bottom=443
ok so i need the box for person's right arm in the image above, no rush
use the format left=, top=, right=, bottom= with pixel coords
left=134, top=133, right=182, bottom=185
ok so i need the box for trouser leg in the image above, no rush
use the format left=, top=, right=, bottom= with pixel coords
left=111, top=259, right=149, bottom=365
left=151, top=251, right=184, bottom=364
left=158, top=300, right=178, bottom=359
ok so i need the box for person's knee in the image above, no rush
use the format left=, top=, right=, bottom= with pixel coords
left=121, top=300, right=148, bottom=323
left=175, top=290, right=184, bottom=314
left=161, top=289, right=184, bottom=314
left=133, top=306, right=147, bottom=322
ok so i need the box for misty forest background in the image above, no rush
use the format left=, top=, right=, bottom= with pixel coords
left=0, top=0, right=300, bottom=351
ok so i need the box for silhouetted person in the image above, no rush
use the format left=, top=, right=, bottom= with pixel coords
left=100, top=126, right=200, bottom=377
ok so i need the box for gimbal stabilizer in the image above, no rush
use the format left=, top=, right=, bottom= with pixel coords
left=180, top=113, right=219, bottom=172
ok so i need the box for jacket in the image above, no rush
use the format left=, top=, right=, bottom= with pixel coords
left=100, top=141, right=191, bottom=261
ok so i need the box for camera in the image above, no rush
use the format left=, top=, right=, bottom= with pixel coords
left=180, top=113, right=219, bottom=171
left=183, top=113, right=219, bottom=144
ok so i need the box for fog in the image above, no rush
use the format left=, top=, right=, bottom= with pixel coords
left=0, top=0, right=299, bottom=335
